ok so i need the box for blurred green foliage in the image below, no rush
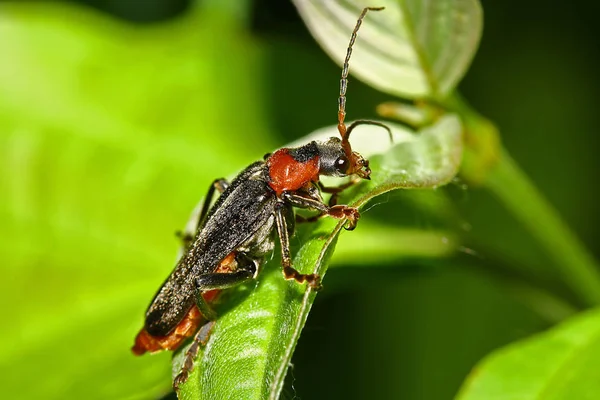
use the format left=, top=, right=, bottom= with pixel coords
left=2, top=0, right=600, bottom=399
left=0, top=2, right=272, bottom=398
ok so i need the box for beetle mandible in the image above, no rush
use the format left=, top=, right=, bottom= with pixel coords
left=132, top=6, right=390, bottom=389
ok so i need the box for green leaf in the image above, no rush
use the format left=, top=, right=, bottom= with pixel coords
left=176, top=115, right=463, bottom=399
left=0, top=2, right=270, bottom=399
left=333, top=222, right=458, bottom=265
left=457, top=309, right=600, bottom=400
left=292, top=0, right=483, bottom=99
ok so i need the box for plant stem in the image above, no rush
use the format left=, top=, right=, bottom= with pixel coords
left=445, top=93, right=600, bottom=306
left=486, top=151, right=600, bottom=306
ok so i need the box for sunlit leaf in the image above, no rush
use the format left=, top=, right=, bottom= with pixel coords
left=0, top=2, right=270, bottom=399
left=457, top=309, right=600, bottom=400
left=292, top=0, right=483, bottom=99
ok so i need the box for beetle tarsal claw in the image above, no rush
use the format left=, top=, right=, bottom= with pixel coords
left=283, top=266, right=322, bottom=290
left=328, top=205, right=360, bottom=230
left=307, top=274, right=323, bottom=291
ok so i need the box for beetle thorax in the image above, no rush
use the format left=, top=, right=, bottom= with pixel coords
left=266, top=142, right=320, bottom=196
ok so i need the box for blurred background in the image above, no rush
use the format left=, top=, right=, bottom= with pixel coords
left=1, top=0, right=599, bottom=399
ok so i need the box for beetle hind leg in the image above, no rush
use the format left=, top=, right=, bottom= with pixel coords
left=283, top=265, right=322, bottom=290
left=195, top=252, right=258, bottom=291
left=193, top=252, right=258, bottom=320
left=174, top=253, right=260, bottom=390
left=173, top=320, right=216, bottom=392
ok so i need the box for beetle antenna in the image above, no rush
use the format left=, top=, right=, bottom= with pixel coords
left=346, top=119, right=393, bottom=144
left=338, top=6, right=384, bottom=153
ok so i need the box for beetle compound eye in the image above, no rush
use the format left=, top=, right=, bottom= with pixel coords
left=335, top=156, right=349, bottom=173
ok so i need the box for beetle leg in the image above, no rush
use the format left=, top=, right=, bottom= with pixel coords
left=295, top=213, right=322, bottom=224
left=282, top=192, right=360, bottom=231
left=275, top=203, right=322, bottom=290
left=176, top=178, right=230, bottom=247
left=197, top=178, right=229, bottom=230
left=193, top=294, right=217, bottom=322
left=318, top=178, right=361, bottom=206
left=173, top=253, right=258, bottom=390
left=193, top=253, right=257, bottom=320
left=294, top=185, right=326, bottom=223
left=196, top=269, right=256, bottom=290
left=196, top=252, right=258, bottom=291
left=174, top=231, right=194, bottom=248
left=195, top=258, right=257, bottom=291
left=173, top=319, right=216, bottom=392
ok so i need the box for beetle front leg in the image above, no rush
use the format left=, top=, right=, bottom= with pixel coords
left=275, top=203, right=322, bottom=290
left=282, top=192, right=360, bottom=231
left=318, top=178, right=361, bottom=206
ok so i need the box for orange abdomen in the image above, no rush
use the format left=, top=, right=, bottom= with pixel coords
left=132, top=290, right=220, bottom=355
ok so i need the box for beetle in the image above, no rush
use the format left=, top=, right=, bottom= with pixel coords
left=132, top=6, right=390, bottom=389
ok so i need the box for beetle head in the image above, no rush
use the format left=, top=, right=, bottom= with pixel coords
left=317, top=118, right=392, bottom=180
left=316, top=132, right=370, bottom=180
